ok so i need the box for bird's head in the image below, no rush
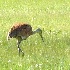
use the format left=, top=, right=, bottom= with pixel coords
left=36, top=28, right=44, bottom=42
left=36, top=28, right=42, bottom=35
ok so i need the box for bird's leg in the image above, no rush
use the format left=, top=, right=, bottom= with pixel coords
left=17, top=39, right=24, bottom=57
left=17, top=40, right=21, bottom=56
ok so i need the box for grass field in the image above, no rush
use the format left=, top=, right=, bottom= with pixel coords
left=0, top=0, right=70, bottom=70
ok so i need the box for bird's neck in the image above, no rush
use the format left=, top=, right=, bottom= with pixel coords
left=32, top=28, right=41, bottom=35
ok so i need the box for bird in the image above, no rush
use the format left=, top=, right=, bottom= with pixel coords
left=7, top=22, right=44, bottom=56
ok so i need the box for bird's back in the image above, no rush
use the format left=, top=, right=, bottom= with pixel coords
left=9, top=23, right=33, bottom=38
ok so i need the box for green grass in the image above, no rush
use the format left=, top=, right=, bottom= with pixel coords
left=0, top=0, right=70, bottom=70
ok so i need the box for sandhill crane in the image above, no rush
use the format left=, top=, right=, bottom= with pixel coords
left=7, top=23, right=44, bottom=56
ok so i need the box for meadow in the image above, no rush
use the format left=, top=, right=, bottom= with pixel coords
left=0, top=0, right=70, bottom=70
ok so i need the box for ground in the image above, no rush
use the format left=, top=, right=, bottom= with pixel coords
left=0, top=0, right=70, bottom=70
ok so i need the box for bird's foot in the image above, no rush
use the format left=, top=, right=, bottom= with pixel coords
left=18, top=48, right=24, bottom=57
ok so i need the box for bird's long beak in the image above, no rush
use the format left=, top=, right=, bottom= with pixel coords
left=38, top=29, right=44, bottom=42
